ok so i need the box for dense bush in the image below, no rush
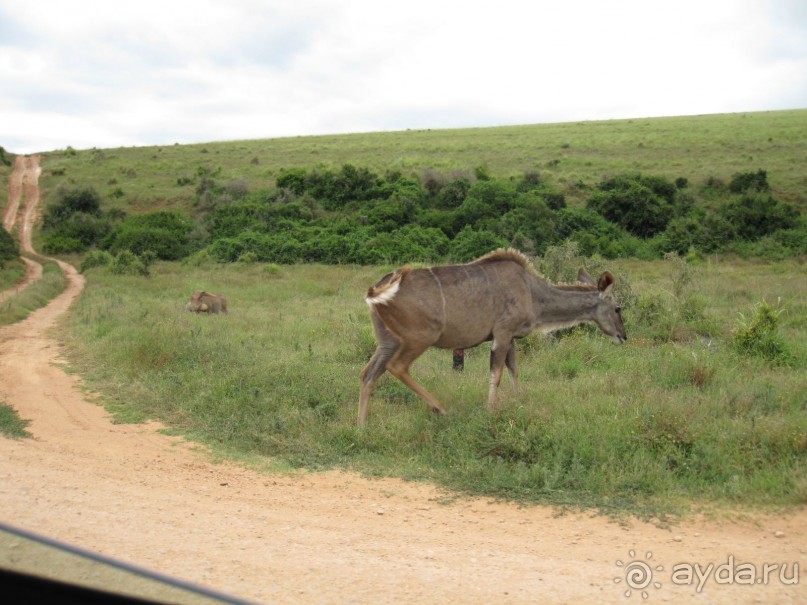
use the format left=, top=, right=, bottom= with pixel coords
left=103, top=211, right=193, bottom=260
left=729, top=169, right=769, bottom=194
left=40, top=186, right=119, bottom=253
left=43, top=187, right=102, bottom=228
left=299, top=164, right=384, bottom=210
left=454, top=180, right=517, bottom=227
left=48, top=161, right=805, bottom=266
left=660, top=211, right=736, bottom=254
left=717, top=192, right=799, bottom=240
left=449, top=226, right=508, bottom=262
left=586, top=174, right=677, bottom=237
left=436, top=177, right=472, bottom=208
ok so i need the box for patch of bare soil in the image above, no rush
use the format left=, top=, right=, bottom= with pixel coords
left=0, top=156, right=805, bottom=604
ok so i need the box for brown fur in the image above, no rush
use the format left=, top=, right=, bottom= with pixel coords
left=471, top=248, right=530, bottom=268
left=186, top=291, right=228, bottom=314
left=357, top=249, right=626, bottom=426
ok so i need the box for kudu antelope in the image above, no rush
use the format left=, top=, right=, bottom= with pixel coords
left=358, top=248, right=626, bottom=426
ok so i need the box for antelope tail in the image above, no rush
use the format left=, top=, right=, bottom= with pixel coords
left=365, top=266, right=412, bottom=306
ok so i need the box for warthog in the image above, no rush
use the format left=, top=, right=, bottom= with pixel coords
left=186, top=291, right=228, bottom=314
left=358, top=248, right=626, bottom=426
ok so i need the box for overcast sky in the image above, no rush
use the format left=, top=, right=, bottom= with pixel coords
left=1, top=0, right=806, bottom=154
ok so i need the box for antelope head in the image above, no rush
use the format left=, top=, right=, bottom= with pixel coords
left=578, top=268, right=627, bottom=344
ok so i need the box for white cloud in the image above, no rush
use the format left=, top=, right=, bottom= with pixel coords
left=1, top=0, right=805, bottom=153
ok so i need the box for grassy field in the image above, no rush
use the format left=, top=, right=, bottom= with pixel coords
left=36, top=109, right=807, bottom=213
left=3, top=109, right=806, bottom=516
left=0, top=258, right=24, bottom=292
left=55, top=256, right=806, bottom=517
left=0, top=258, right=67, bottom=326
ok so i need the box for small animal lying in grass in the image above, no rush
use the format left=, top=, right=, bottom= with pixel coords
left=185, top=291, right=228, bottom=314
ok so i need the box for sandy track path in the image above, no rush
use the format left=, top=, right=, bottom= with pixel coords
left=0, top=156, right=805, bottom=604
left=2, top=155, right=44, bottom=301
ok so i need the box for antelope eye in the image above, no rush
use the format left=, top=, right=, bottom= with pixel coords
left=615, top=306, right=622, bottom=314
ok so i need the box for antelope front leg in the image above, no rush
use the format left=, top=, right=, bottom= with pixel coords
left=487, top=339, right=509, bottom=411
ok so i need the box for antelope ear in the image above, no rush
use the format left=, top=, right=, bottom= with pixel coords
left=577, top=268, right=595, bottom=286
left=597, top=271, right=615, bottom=293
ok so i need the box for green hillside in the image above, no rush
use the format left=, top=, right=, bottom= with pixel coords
left=38, top=109, right=807, bottom=212
left=0, top=108, right=799, bottom=266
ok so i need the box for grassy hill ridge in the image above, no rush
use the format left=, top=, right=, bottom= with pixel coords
left=34, top=109, right=807, bottom=215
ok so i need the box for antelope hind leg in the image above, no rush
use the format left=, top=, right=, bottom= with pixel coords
left=386, top=346, right=447, bottom=417
left=358, top=339, right=401, bottom=426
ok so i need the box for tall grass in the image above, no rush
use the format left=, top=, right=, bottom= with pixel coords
left=57, top=258, right=807, bottom=516
left=0, top=258, right=25, bottom=291
left=0, top=258, right=67, bottom=325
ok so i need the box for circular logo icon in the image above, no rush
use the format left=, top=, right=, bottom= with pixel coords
left=615, top=550, right=663, bottom=599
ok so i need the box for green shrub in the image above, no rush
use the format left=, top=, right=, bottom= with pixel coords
left=39, top=187, right=113, bottom=253
left=276, top=167, right=307, bottom=194
left=474, top=164, right=492, bottom=181
left=495, top=192, right=557, bottom=254
left=306, top=164, right=384, bottom=210
left=263, top=263, right=283, bottom=277
left=586, top=175, right=674, bottom=237
left=237, top=251, right=259, bottom=263
left=731, top=300, right=790, bottom=363
left=0, top=226, right=17, bottom=264
left=104, top=211, right=193, bottom=260
left=41, top=234, right=85, bottom=254
left=554, top=207, right=623, bottom=241
left=80, top=250, right=113, bottom=272
left=359, top=225, right=449, bottom=264
left=43, top=186, right=102, bottom=228
left=109, top=250, right=151, bottom=276
left=436, top=177, right=472, bottom=208
left=449, top=226, right=508, bottom=262
left=206, top=202, right=265, bottom=239
left=365, top=197, right=418, bottom=232
left=729, top=169, right=769, bottom=194
left=718, top=193, right=799, bottom=240
left=454, top=180, right=516, bottom=228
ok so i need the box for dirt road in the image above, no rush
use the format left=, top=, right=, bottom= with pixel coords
left=1, top=156, right=43, bottom=301
left=0, top=156, right=805, bottom=604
